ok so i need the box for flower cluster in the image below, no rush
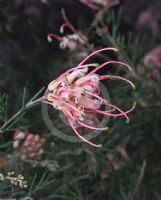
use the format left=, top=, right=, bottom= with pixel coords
left=13, top=130, right=45, bottom=159
left=47, top=20, right=87, bottom=50
left=43, top=48, right=135, bottom=147
left=0, top=171, right=27, bottom=188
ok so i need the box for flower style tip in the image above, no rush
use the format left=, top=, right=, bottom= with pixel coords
left=125, top=102, right=136, bottom=124
left=102, top=127, right=109, bottom=131
left=132, top=83, right=136, bottom=90
left=47, top=35, right=53, bottom=43
left=128, top=66, right=133, bottom=72
left=43, top=48, right=135, bottom=147
left=126, top=117, right=130, bottom=124
left=93, top=63, right=100, bottom=67
left=133, top=101, right=137, bottom=109
left=60, top=23, right=73, bottom=34
left=60, top=26, right=64, bottom=34
left=113, top=48, right=119, bottom=52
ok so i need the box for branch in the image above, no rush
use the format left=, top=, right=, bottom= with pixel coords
left=0, top=98, right=42, bottom=134
left=130, top=160, right=146, bottom=198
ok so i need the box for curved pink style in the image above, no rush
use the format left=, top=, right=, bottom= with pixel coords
left=43, top=48, right=136, bottom=147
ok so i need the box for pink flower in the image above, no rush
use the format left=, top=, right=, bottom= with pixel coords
left=47, top=21, right=87, bottom=50
left=43, top=48, right=135, bottom=147
left=13, top=130, right=45, bottom=159
left=20, top=134, right=45, bottom=160
left=79, top=0, right=119, bottom=10
left=13, top=129, right=28, bottom=149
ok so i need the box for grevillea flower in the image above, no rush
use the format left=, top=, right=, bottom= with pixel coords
left=47, top=21, right=87, bottom=50
left=13, top=130, right=45, bottom=159
left=43, top=48, right=135, bottom=147
left=20, top=134, right=44, bottom=160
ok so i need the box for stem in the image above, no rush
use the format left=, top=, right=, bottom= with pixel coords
left=130, top=160, right=146, bottom=198
left=0, top=97, right=42, bottom=133
left=61, top=8, right=89, bottom=46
